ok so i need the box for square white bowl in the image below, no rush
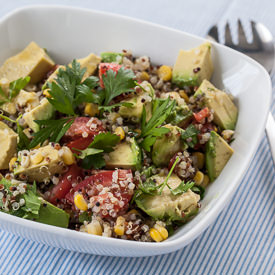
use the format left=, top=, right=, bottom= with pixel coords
left=0, top=5, right=271, bottom=257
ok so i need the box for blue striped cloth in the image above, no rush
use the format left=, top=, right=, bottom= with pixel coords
left=0, top=0, right=275, bottom=274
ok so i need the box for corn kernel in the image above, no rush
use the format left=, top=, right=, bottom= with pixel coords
left=193, top=152, right=205, bottom=170
left=140, top=71, right=150, bottom=81
left=30, top=152, right=44, bottom=165
left=194, top=171, right=204, bottom=185
left=114, top=127, right=125, bottom=140
left=127, top=209, right=139, bottom=215
left=202, top=174, right=210, bottom=188
left=74, top=194, right=88, bottom=211
left=221, top=130, right=234, bottom=141
left=9, top=157, right=17, bottom=171
left=114, top=216, right=126, bottom=236
left=87, top=220, right=102, bottom=235
left=62, top=146, right=75, bottom=165
left=43, top=89, right=52, bottom=98
left=150, top=228, right=163, bottom=242
left=84, top=103, right=99, bottom=117
left=157, top=65, right=172, bottom=81
left=179, top=90, right=189, bottom=103
left=154, top=224, right=168, bottom=240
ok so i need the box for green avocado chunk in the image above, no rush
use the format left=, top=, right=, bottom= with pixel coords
left=152, top=124, right=185, bottom=166
left=100, top=52, right=123, bottom=64
left=195, top=80, right=238, bottom=130
left=106, top=138, right=142, bottom=170
left=35, top=199, right=69, bottom=228
left=119, top=81, right=155, bottom=123
left=172, top=42, right=213, bottom=87
left=206, top=131, right=234, bottom=182
left=135, top=174, right=200, bottom=221
left=23, top=98, right=54, bottom=132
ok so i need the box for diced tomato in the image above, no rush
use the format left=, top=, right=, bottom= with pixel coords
left=66, top=137, right=94, bottom=153
left=63, top=117, right=105, bottom=152
left=47, top=164, right=84, bottom=205
left=99, top=63, right=122, bottom=88
left=193, top=107, right=210, bottom=123
left=66, top=169, right=134, bottom=218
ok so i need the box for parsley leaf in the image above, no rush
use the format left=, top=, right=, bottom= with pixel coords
left=191, top=185, right=205, bottom=199
left=139, top=97, right=176, bottom=151
left=9, top=76, right=30, bottom=100
left=101, top=67, right=136, bottom=105
left=181, top=124, right=199, bottom=148
left=0, top=76, right=30, bottom=106
left=76, top=132, right=120, bottom=169
left=29, top=118, right=75, bottom=149
left=46, top=60, right=99, bottom=115
left=22, top=183, right=41, bottom=216
left=170, top=181, right=195, bottom=196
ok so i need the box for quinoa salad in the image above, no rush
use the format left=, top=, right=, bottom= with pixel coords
left=0, top=41, right=237, bottom=242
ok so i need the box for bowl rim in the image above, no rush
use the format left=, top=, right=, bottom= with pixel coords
left=0, top=4, right=272, bottom=255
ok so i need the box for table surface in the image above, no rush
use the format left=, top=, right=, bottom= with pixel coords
left=0, top=0, right=274, bottom=274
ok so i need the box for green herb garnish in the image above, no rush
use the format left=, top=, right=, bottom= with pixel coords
left=75, top=132, right=120, bottom=169
left=0, top=76, right=30, bottom=105
left=29, top=118, right=75, bottom=149
left=139, top=97, right=176, bottom=151
left=181, top=124, right=199, bottom=148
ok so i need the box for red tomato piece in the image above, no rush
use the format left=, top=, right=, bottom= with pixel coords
left=63, top=117, right=105, bottom=152
left=66, top=169, right=134, bottom=218
left=193, top=107, right=210, bottom=123
left=99, top=63, right=122, bottom=88
left=47, top=164, right=84, bottom=205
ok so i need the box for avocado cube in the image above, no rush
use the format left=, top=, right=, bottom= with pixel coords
left=14, top=145, right=66, bottom=182
left=101, top=52, right=123, bottom=64
left=206, top=131, right=234, bottom=182
left=0, top=42, right=55, bottom=84
left=195, top=80, right=238, bottom=130
left=0, top=122, right=18, bottom=170
left=106, top=138, right=142, bottom=170
left=135, top=174, right=200, bottom=221
left=172, top=42, right=213, bottom=87
left=23, top=98, right=54, bottom=132
left=119, top=81, right=155, bottom=123
left=77, top=53, right=101, bottom=79
left=152, top=124, right=184, bottom=166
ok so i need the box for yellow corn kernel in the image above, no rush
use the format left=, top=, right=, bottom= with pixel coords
left=84, top=103, right=99, bottom=117
left=150, top=228, right=163, bottom=242
left=74, top=194, right=88, bottom=211
left=140, top=71, right=150, bottom=81
left=157, top=65, right=172, bottom=81
left=62, top=146, right=75, bottom=165
left=193, top=152, right=205, bottom=170
left=9, top=157, right=17, bottom=171
left=202, top=174, right=210, bottom=188
left=114, top=216, right=126, bottom=236
left=179, top=90, right=189, bottom=103
left=114, top=127, right=125, bottom=140
left=87, top=220, right=102, bottom=235
left=194, top=171, right=204, bottom=185
left=43, top=89, right=52, bottom=98
left=30, top=152, right=44, bottom=165
left=154, top=224, right=168, bottom=240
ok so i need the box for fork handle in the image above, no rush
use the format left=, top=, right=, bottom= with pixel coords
left=266, top=112, right=275, bottom=164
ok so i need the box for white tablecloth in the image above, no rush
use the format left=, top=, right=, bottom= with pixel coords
left=0, top=0, right=274, bottom=274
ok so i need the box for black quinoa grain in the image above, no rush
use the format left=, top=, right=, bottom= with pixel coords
left=193, top=67, right=201, bottom=73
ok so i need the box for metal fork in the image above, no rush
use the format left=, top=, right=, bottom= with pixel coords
left=207, top=20, right=275, bottom=164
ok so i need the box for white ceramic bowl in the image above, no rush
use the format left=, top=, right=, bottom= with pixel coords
left=0, top=5, right=271, bottom=257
